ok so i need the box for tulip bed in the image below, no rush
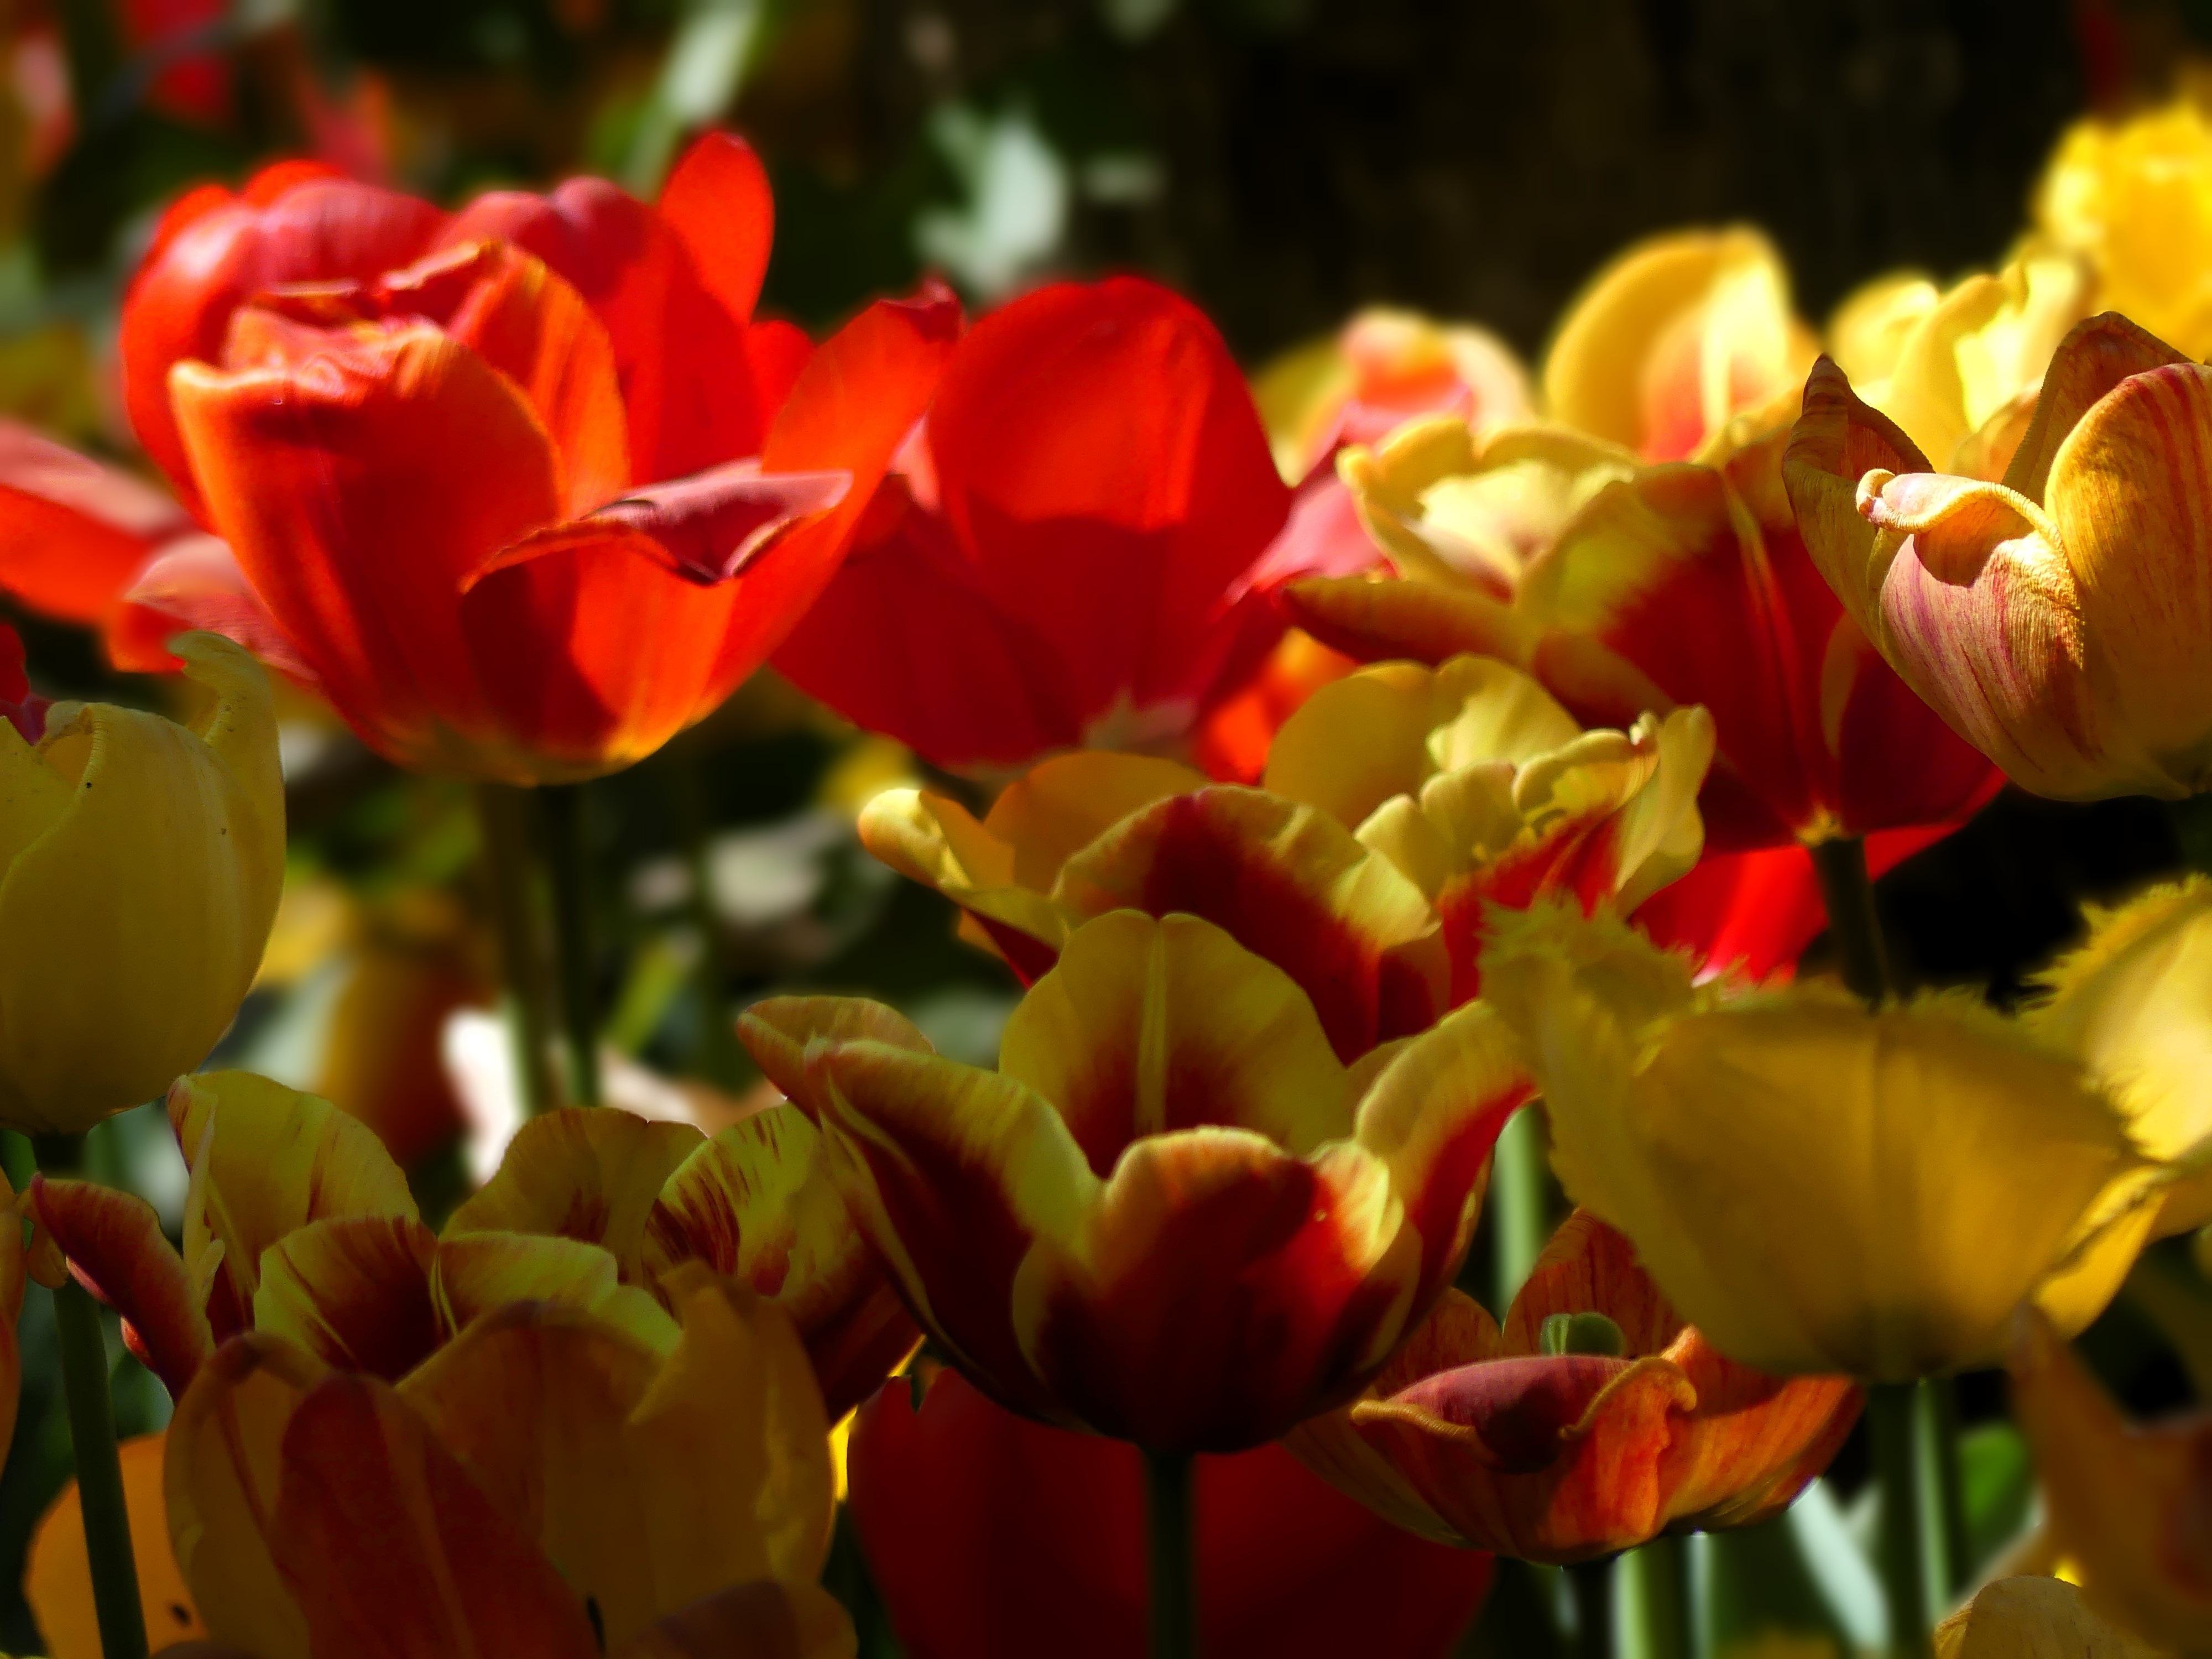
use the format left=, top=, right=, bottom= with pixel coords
left=0, top=19, right=2205, bottom=1659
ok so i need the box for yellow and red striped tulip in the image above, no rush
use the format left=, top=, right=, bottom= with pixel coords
left=1287, top=1212, right=1858, bottom=1562
left=739, top=909, right=1532, bottom=1452
left=1788, top=313, right=2212, bottom=802
left=1480, top=904, right=2159, bottom=1380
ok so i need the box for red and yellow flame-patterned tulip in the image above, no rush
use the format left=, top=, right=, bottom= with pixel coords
left=1286, top=1212, right=1858, bottom=1562
left=2028, top=876, right=2212, bottom=1238
left=1933, top=1575, right=2164, bottom=1659
left=1297, top=410, right=2001, bottom=851
left=771, top=278, right=1301, bottom=773
left=164, top=230, right=954, bottom=781
left=1824, top=252, right=2090, bottom=481
left=848, top=1361, right=1495, bottom=1659
left=2010, top=1311, right=2212, bottom=1656
left=1262, top=655, right=1713, bottom=1003
left=738, top=909, right=1531, bottom=1452
left=1543, top=226, right=1815, bottom=462
left=165, top=1274, right=849, bottom=1659
left=0, top=632, right=282, bottom=1134
left=1480, top=904, right=2159, bottom=1379
left=2033, top=96, right=2212, bottom=361
left=1788, top=313, right=2212, bottom=801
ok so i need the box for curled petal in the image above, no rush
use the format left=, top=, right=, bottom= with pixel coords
left=252, top=1214, right=440, bottom=1381
left=29, top=1175, right=212, bottom=1397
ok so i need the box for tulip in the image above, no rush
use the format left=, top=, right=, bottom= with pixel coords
left=1285, top=1211, right=1859, bottom=1562
left=1295, top=406, right=2001, bottom=851
left=2033, top=96, right=2212, bottom=359
left=738, top=908, right=1531, bottom=1452
left=1787, top=313, right=2212, bottom=802
left=0, top=630, right=282, bottom=1134
left=1187, top=627, right=1358, bottom=785
left=1933, top=1575, right=2164, bottom=1659
left=2009, top=1311, right=2212, bottom=1656
left=848, top=1362, right=1495, bottom=1659
left=1479, top=903, right=2158, bottom=1379
left=164, top=229, right=955, bottom=781
left=2027, top=876, right=2212, bottom=1236
left=28, top=1433, right=210, bottom=1657
left=1262, top=654, right=1713, bottom=1001
left=1824, top=253, right=2090, bottom=479
left=1543, top=226, right=1815, bottom=462
left=770, top=277, right=1301, bottom=772
left=165, top=1273, right=849, bottom=1658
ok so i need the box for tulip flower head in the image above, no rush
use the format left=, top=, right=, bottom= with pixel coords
left=1480, top=904, right=2159, bottom=1380
left=1286, top=1211, right=1859, bottom=1562
left=1790, top=312, right=2212, bottom=802
left=0, top=630, right=282, bottom=1135
left=739, top=909, right=1532, bottom=1452
left=2010, top=1311, right=2212, bottom=1656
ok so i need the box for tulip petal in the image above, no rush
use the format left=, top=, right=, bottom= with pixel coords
left=1051, top=790, right=1449, bottom=1061
left=0, top=419, right=189, bottom=624
left=613, top=1580, right=855, bottom=1659
left=121, top=536, right=315, bottom=683
left=30, top=1433, right=210, bottom=1656
left=579, top=459, right=851, bottom=583
left=165, top=1333, right=328, bottom=1656
left=253, top=1214, right=439, bottom=1380
left=643, top=1104, right=919, bottom=1420
left=169, top=1071, right=416, bottom=1316
left=447, top=1105, right=701, bottom=1283
left=1279, top=569, right=1533, bottom=671
left=29, top=1175, right=213, bottom=1397
left=0, top=637, right=283, bottom=1133
left=274, top=1370, right=603, bottom=1659
left=432, top=1231, right=681, bottom=1355
left=658, top=132, right=774, bottom=328
left=737, top=996, right=935, bottom=1120
left=1934, top=1575, right=2163, bottom=1659
left=2004, top=312, right=2191, bottom=507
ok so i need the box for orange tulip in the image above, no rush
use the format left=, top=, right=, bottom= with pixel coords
left=848, top=1363, right=1495, bottom=1659
left=1286, top=1212, right=1860, bottom=1563
left=739, top=909, right=1531, bottom=1452
left=28, top=1433, right=209, bottom=1658
left=165, top=1274, right=849, bottom=1659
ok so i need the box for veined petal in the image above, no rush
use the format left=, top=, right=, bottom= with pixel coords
left=1051, top=792, right=1448, bottom=1061
left=2003, top=311, right=2190, bottom=507
left=736, top=997, right=933, bottom=1122
left=431, top=1232, right=680, bottom=1356
left=29, top=1175, right=213, bottom=1396
left=1279, top=572, right=1532, bottom=671
left=658, top=132, right=774, bottom=328
left=446, top=1106, right=701, bottom=1285
left=1934, top=1575, right=2163, bottom=1659
left=253, top=1214, right=439, bottom=1381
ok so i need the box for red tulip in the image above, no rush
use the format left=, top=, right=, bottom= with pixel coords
left=772, top=277, right=1300, bottom=770
left=849, top=1365, right=1494, bottom=1659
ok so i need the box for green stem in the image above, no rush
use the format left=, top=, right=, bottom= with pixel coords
left=35, top=1136, right=148, bottom=1659
left=2167, top=795, right=2212, bottom=877
left=1809, top=835, right=1892, bottom=1004
left=540, top=782, right=603, bottom=1109
left=1492, top=1103, right=1552, bottom=1318
left=472, top=783, right=561, bottom=1117
left=1567, top=1556, right=1614, bottom=1659
left=665, top=755, right=747, bottom=1091
left=1922, top=1376, right=1968, bottom=1601
left=1870, top=1382, right=1933, bottom=1659
left=1145, top=1448, right=1198, bottom=1659
left=1621, top=1535, right=1690, bottom=1659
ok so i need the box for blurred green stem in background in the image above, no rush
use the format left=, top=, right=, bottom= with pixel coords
left=1490, top=1103, right=1551, bottom=1318
left=1619, top=1536, right=1690, bottom=1659
left=1870, top=1383, right=1933, bottom=1659
left=541, top=781, right=603, bottom=1108
left=665, top=752, right=749, bottom=1091
left=1146, top=1448, right=1197, bottom=1659
left=472, top=782, right=562, bottom=1117
left=622, top=0, right=777, bottom=194
left=1809, top=836, right=1892, bottom=1004
left=33, top=1133, right=148, bottom=1659
left=1567, top=1556, right=1614, bottom=1659
left=1920, top=1378, right=1967, bottom=1603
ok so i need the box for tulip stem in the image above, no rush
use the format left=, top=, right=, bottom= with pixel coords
left=1921, top=1377, right=1968, bottom=1599
left=1621, top=1536, right=1690, bottom=1659
left=1491, top=1103, right=1553, bottom=1318
left=1870, top=1381, right=1934, bottom=1659
left=1809, top=836, right=1892, bottom=1004
left=1145, top=1448, right=1198, bottom=1659
left=472, top=783, right=562, bottom=1117
left=541, top=781, right=603, bottom=1108
left=1567, top=1556, right=1614, bottom=1659
left=35, top=1136, right=149, bottom=1659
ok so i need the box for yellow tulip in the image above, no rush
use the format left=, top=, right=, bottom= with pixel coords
left=2029, top=876, right=2212, bottom=1235
left=2010, top=1311, right=2212, bottom=1656
left=1543, top=226, right=1816, bottom=461
left=1825, top=253, right=2090, bottom=478
left=0, top=632, right=282, bottom=1133
left=2034, top=96, right=2212, bottom=358
left=1787, top=312, right=2212, bottom=801
left=1933, top=1575, right=2164, bottom=1659
left=1479, top=904, right=2159, bottom=1379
